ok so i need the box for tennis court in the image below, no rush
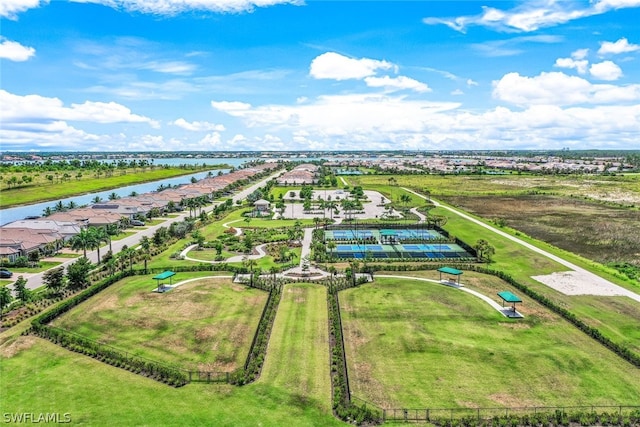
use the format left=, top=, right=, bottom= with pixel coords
left=329, top=242, right=472, bottom=260
left=325, top=228, right=445, bottom=242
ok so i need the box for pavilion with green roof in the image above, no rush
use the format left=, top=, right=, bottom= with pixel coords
left=437, top=266, right=463, bottom=285
left=153, top=270, right=175, bottom=293
left=497, top=291, right=522, bottom=313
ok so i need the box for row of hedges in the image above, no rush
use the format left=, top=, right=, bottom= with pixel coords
left=230, top=284, right=282, bottom=385
left=30, top=270, right=189, bottom=387
left=327, top=285, right=382, bottom=425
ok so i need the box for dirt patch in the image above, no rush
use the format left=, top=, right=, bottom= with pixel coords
left=532, top=270, right=636, bottom=297
left=0, top=335, right=37, bottom=358
left=92, top=294, right=119, bottom=311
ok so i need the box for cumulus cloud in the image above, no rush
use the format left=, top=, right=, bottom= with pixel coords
left=0, top=90, right=159, bottom=150
left=171, top=118, right=225, bottom=132
left=70, top=0, right=302, bottom=15
left=554, top=49, right=590, bottom=74
left=598, top=37, right=640, bottom=55
left=199, top=132, right=222, bottom=146
left=0, top=38, right=35, bottom=61
left=0, top=90, right=156, bottom=124
left=211, top=100, right=252, bottom=112
left=424, top=0, right=640, bottom=33
left=364, top=75, right=431, bottom=93
left=0, top=0, right=46, bottom=19
left=209, top=91, right=640, bottom=150
left=309, top=52, right=395, bottom=80
left=492, top=71, right=639, bottom=105
left=590, top=61, right=623, bottom=80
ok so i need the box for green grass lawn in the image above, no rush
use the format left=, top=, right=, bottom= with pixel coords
left=0, top=336, right=344, bottom=426
left=340, top=276, right=640, bottom=409
left=47, top=252, right=81, bottom=259
left=9, top=261, right=62, bottom=274
left=110, top=231, right=136, bottom=241
left=51, top=273, right=266, bottom=372
left=260, top=283, right=331, bottom=412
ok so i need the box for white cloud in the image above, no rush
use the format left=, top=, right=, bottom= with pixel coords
left=211, top=100, right=252, bottom=112
left=199, top=132, right=222, bottom=147
left=466, top=79, right=478, bottom=87
left=451, top=89, right=464, bottom=96
left=598, top=37, right=640, bottom=55
left=0, top=38, right=35, bottom=61
left=364, top=75, right=431, bottom=93
left=171, top=118, right=225, bottom=132
left=492, top=71, right=640, bottom=106
left=424, top=0, right=640, bottom=33
left=309, top=52, right=394, bottom=80
left=554, top=58, right=589, bottom=74
left=70, top=0, right=302, bottom=15
left=0, top=90, right=159, bottom=150
left=0, top=0, right=46, bottom=19
left=572, top=48, right=590, bottom=60
left=210, top=92, right=640, bottom=150
left=590, top=61, right=623, bottom=80
left=0, top=90, right=155, bottom=125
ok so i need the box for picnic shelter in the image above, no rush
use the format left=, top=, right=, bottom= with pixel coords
left=497, top=291, right=522, bottom=313
left=438, top=266, right=463, bottom=284
left=153, top=270, right=175, bottom=293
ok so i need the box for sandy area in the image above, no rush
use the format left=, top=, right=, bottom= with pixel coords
left=532, top=270, right=640, bottom=302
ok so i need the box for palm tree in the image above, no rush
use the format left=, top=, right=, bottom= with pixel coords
left=92, top=196, right=103, bottom=204
left=108, top=192, right=120, bottom=201
left=91, top=227, right=108, bottom=264
left=327, top=241, right=337, bottom=261
left=140, top=236, right=151, bottom=273
left=69, top=228, right=95, bottom=258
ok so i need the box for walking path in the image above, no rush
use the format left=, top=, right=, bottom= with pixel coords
left=377, top=274, right=523, bottom=318
left=402, top=187, right=640, bottom=303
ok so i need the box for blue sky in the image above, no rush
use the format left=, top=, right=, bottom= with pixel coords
left=1, top=0, right=639, bottom=152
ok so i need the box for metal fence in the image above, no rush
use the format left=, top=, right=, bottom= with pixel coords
left=379, top=405, right=640, bottom=423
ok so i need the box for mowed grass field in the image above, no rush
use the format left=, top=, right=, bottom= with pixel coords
left=0, top=336, right=344, bottom=426
left=340, top=276, right=640, bottom=409
left=260, top=284, right=332, bottom=413
left=51, top=273, right=266, bottom=372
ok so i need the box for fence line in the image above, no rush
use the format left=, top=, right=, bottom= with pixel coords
left=375, top=404, right=640, bottom=422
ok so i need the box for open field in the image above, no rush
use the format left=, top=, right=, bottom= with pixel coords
left=340, top=276, right=640, bottom=409
left=439, top=194, right=640, bottom=267
left=347, top=174, right=640, bottom=205
left=428, top=204, right=640, bottom=354
left=260, top=283, right=331, bottom=412
left=51, top=274, right=266, bottom=372
left=0, top=336, right=344, bottom=426
left=0, top=167, right=216, bottom=208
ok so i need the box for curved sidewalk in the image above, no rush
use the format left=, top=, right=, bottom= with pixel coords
left=377, top=274, right=522, bottom=318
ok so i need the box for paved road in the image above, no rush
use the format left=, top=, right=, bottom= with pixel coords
left=16, top=169, right=284, bottom=291
left=402, top=187, right=640, bottom=302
